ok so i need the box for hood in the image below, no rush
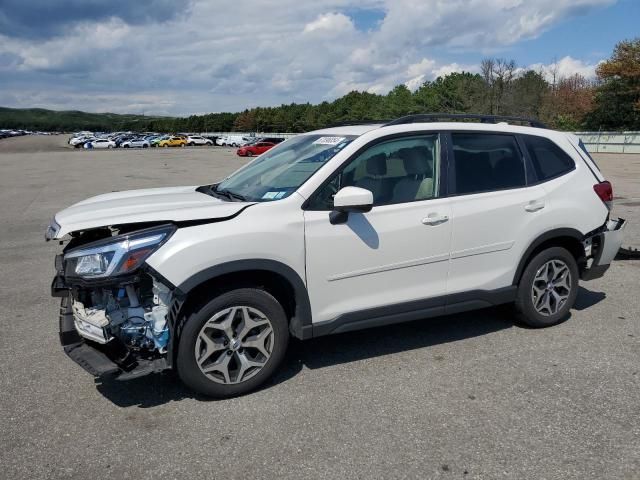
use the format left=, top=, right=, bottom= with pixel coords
left=50, top=185, right=254, bottom=238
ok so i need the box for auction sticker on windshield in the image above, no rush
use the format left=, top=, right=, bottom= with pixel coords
left=262, top=191, right=287, bottom=200
left=312, top=136, right=346, bottom=145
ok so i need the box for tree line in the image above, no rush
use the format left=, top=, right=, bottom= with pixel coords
left=2, top=38, right=638, bottom=133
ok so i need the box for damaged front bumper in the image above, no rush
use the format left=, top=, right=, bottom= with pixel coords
left=53, top=265, right=183, bottom=381
left=581, top=217, right=626, bottom=281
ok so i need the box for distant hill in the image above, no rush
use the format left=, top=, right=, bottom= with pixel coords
left=0, top=107, right=173, bottom=132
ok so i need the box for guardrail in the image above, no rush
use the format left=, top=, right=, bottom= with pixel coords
left=201, top=132, right=297, bottom=140
left=574, top=131, right=640, bottom=154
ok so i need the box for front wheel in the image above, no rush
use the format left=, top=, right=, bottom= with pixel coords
left=515, top=247, right=579, bottom=328
left=177, top=288, right=289, bottom=398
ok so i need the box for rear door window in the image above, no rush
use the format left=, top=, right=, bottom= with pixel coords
left=523, top=135, right=575, bottom=181
left=451, top=133, right=526, bottom=195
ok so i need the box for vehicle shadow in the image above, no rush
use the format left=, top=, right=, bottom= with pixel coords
left=573, top=285, right=606, bottom=311
left=94, top=286, right=608, bottom=407
left=95, top=306, right=515, bottom=408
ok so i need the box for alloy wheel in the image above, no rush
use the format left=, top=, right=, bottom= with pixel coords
left=531, top=259, right=572, bottom=316
left=194, top=306, right=274, bottom=384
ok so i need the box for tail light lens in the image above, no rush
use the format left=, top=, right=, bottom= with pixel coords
left=593, top=181, right=613, bottom=210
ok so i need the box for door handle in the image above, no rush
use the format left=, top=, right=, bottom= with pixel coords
left=525, top=200, right=545, bottom=212
left=422, top=214, right=449, bottom=225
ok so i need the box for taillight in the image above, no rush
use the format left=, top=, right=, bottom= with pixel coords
left=593, top=181, right=613, bottom=210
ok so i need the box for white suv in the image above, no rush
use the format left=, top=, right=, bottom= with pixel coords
left=187, top=135, right=214, bottom=146
left=46, top=115, right=626, bottom=397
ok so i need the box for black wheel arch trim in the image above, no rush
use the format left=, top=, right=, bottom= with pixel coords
left=512, top=228, right=585, bottom=285
left=176, top=259, right=313, bottom=340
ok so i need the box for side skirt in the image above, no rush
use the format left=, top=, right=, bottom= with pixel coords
left=311, top=286, right=517, bottom=337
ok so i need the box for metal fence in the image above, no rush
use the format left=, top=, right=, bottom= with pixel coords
left=201, top=132, right=297, bottom=140
left=574, top=131, right=640, bottom=154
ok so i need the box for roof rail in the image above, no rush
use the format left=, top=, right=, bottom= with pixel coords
left=383, top=113, right=548, bottom=129
left=327, top=119, right=390, bottom=127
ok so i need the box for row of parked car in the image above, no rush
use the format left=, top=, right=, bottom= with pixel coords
left=68, top=132, right=219, bottom=149
left=1, top=129, right=60, bottom=139
left=68, top=131, right=288, bottom=154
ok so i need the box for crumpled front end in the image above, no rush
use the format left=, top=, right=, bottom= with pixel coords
left=50, top=224, right=183, bottom=380
left=55, top=262, right=180, bottom=380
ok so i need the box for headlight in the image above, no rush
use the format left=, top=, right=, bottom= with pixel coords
left=64, top=225, right=175, bottom=279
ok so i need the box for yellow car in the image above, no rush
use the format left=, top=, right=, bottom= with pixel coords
left=158, top=136, right=187, bottom=148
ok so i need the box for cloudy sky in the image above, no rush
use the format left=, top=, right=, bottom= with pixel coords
left=0, top=0, right=637, bottom=116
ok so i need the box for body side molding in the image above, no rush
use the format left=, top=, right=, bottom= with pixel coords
left=312, top=286, right=517, bottom=337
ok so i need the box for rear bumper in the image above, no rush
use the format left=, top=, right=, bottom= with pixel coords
left=581, top=218, right=626, bottom=281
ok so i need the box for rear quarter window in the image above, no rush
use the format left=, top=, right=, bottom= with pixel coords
left=578, top=139, right=602, bottom=172
left=523, top=135, right=575, bottom=182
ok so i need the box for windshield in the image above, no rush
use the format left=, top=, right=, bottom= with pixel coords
left=216, top=134, right=357, bottom=201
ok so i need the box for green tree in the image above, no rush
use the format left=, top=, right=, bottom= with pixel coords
left=508, top=70, right=549, bottom=117
left=586, top=37, right=640, bottom=129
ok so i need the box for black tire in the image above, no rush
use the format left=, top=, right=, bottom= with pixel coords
left=143, top=144, right=148, bottom=148
left=177, top=288, right=289, bottom=398
left=515, top=246, right=579, bottom=328
left=188, top=142, right=194, bottom=146
left=246, top=151, right=253, bottom=157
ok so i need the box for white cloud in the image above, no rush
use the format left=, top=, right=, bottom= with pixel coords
left=527, top=56, right=601, bottom=82
left=0, top=0, right=616, bottom=115
left=303, top=12, right=355, bottom=34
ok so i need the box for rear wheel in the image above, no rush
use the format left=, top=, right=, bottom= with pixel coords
left=177, top=288, right=289, bottom=398
left=515, top=247, right=578, bottom=328
left=246, top=151, right=253, bottom=157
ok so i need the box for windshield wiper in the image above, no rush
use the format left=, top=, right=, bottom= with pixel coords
left=212, top=185, right=248, bottom=202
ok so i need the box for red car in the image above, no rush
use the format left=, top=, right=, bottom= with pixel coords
left=237, top=141, right=275, bottom=157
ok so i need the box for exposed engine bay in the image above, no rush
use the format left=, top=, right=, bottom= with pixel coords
left=71, top=276, right=171, bottom=353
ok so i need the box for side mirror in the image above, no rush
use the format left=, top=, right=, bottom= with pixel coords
left=330, top=186, right=373, bottom=224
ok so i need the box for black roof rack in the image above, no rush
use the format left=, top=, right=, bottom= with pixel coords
left=384, top=113, right=547, bottom=129
left=327, top=119, right=390, bottom=127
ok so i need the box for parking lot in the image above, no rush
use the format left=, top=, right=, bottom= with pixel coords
left=0, top=134, right=638, bottom=479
